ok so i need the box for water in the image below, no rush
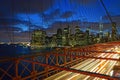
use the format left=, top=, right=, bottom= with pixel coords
left=0, top=44, right=59, bottom=79
left=0, top=44, right=53, bottom=57
left=0, top=44, right=30, bottom=57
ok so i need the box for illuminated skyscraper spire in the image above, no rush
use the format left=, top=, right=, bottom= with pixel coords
left=99, top=16, right=103, bottom=38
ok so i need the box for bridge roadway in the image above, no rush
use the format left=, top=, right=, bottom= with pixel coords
left=45, top=49, right=119, bottom=80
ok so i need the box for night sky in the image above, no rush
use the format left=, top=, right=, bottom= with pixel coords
left=0, top=0, right=120, bottom=42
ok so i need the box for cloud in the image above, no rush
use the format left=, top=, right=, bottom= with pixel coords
left=0, top=0, right=54, bottom=13
left=0, top=0, right=55, bottom=27
left=0, top=17, right=29, bottom=25
left=0, top=27, right=31, bottom=42
left=70, top=0, right=97, bottom=6
left=61, top=11, right=74, bottom=18
left=102, top=15, right=120, bottom=25
left=0, top=26, right=24, bottom=42
left=50, top=9, right=61, bottom=17
left=0, top=13, right=45, bottom=31
left=43, top=9, right=61, bottom=22
left=0, top=26, right=22, bottom=32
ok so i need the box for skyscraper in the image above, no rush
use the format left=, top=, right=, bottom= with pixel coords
left=75, top=26, right=80, bottom=34
left=99, top=16, right=103, bottom=39
left=112, top=22, right=117, bottom=41
left=85, top=28, right=90, bottom=45
left=56, top=28, right=62, bottom=46
left=62, top=25, right=70, bottom=46
left=31, top=29, right=46, bottom=47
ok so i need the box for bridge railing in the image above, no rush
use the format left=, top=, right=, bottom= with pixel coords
left=0, top=43, right=120, bottom=80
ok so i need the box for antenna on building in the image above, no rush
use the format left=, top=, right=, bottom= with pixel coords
left=99, top=16, right=103, bottom=38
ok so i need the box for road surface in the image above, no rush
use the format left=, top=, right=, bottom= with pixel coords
left=45, top=47, right=119, bottom=80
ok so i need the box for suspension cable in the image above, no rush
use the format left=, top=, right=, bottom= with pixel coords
left=99, top=0, right=112, bottom=23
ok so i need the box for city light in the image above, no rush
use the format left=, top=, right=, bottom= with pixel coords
left=0, top=0, right=120, bottom=80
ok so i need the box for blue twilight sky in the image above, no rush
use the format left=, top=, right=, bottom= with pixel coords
left=0, top=0, right=120, bottom=42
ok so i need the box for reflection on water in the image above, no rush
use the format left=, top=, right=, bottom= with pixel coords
left=0, top=44, right=30, bottom=57
left=0, top=44, right=53, bottom=57
left=0, top=44, right=54, bottom=80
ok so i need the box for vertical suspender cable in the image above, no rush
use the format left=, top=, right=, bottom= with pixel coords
left=6, top=24, right=11, bottom=42
left=65, top=0, right=68, bottom=26
left=58, top=0, right=62, bottom=29
left=69, top=0, right=75, bottom=32
left=11, top=0, right=15, bottom=43
left=29, top=0, right=31, bottom=43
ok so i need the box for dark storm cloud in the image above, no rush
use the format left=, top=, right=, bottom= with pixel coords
left=70, top=0, right=97, bottom=6
left=61, top=11, right=74, bottom=18
left=51, top=9, right=61, bottom=17
left=0, top=26, right=22, bottom=32
left=0, top=17, right=29, bottom=25
left=43, top=9, right=61, bottom=21
left=0, top=0, right=55, bottom=27
left=0, top=0, right=54, bottom=13
left=49, top=20, right=81, bottom=29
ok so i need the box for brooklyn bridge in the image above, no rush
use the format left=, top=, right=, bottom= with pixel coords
left=0, top=0, right=120, bottom=80
left=0, top=42, right=120, bottom=80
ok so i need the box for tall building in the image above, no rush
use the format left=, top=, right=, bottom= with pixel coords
left=75, top=26, right=84, bottom=45
left=75, top=26, right=80, bottom=34
left=62, top=25, right=70, bottom=46
left=45, top=36, right=51, bottom=47
left=99, top=16, right=103, bottom=39
left=103, top=32, right=110, bottom=42
left=112, top=22, right=117, bottom=41
left=31, top=29, right=46, bottom=46
left=51, top=34, right=57, bottom=47
left=31, top=25, right=96, bottom=47
left=69, top=34, right=75, bottom=47
left=85, top=28, right=90, bottom=44
left=56, top=28, right=62, bottom=46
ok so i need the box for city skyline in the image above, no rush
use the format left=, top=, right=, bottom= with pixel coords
left=0, top=0, right=120, bottom=42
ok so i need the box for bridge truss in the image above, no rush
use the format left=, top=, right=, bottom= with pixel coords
left=0, top=42, right=120, bottom=80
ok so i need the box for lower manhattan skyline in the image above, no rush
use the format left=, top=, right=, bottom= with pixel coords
left=0, top=0, right=120, bottom=79
left=0, top=0, right=120, bottom=42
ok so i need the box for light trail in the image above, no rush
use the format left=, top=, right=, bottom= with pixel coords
left=69, top=54, right=112, bottom=80
left=45, top=47, right=119, bottom=80
left=46, top=53, right=105, bottom=80
left=93, top=54, right=119, bottom=80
